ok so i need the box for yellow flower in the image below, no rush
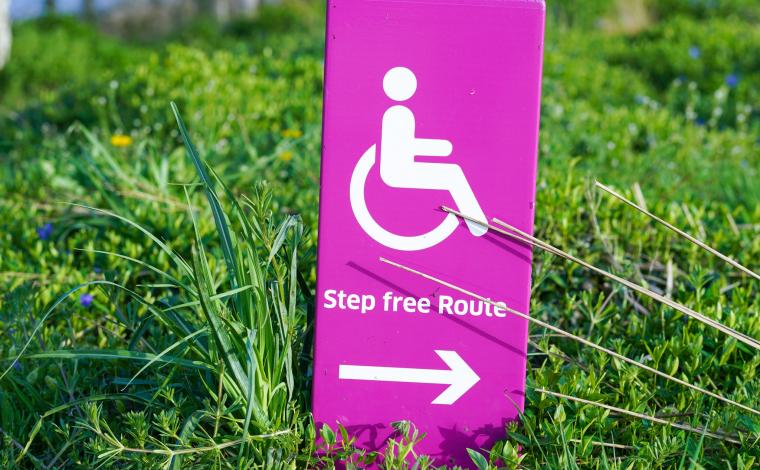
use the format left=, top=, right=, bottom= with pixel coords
left=281, top=129, right=303, bottom=139
left=279, top=151, right=294, bottom=162
left=110, top=134, right=133, bottom=147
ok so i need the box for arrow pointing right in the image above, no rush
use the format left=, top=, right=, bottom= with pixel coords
left=338, top=350, right=480, bottom=405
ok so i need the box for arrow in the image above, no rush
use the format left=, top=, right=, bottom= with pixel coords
left=338, top=350, right=480, bottom=405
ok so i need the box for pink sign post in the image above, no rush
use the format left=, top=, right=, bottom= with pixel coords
left=313, top=0, right=546, bottom=466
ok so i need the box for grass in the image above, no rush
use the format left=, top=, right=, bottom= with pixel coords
left=1, top=0, right=760, bottom=468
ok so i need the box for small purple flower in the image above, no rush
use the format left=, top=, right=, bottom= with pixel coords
left=80, top=293, right=94, bottom=308
left=93, top=266, right=102, bottom=274
left=36, top=223, right=53, bottom=241
left=688, top=46, right=701, bottom=59
left=695, top=117, right=706, bottom=126
left=726, top=73, right=740, bottom=88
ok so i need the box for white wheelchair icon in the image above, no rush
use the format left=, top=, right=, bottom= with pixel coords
left=350, top=67, right=488, bottom=251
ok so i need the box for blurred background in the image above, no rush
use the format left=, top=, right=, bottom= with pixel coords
left=2, top=0, right=757, bottom=215
left=8, top=0, right=278, bottom=36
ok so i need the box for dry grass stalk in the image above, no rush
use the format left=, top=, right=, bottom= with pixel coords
left=486, top=213, right=760, bottom=350
left=378, top=257, right=760, bottom=418
left=595, top=181, right=760, bottom=282
left=535, top=388, right=740, bottom=445
left=440, top=206, right=760, bottom=352
left=569, top=438, right=634, bottom=450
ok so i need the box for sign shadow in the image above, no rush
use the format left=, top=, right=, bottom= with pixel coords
left=347, top=261, right=526, bottom=359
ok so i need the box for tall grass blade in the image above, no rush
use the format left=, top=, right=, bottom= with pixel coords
left=191, top=245, right=251, bottom=401
left=78, top=248, right=194, bottom=294
left=21, top=349, right=211, bottom=370
left=67, top=203, right=193, bottom=277
left=2, top=280, right=187, bottom=377
left=172, top=102, right=240, bottom=294
left=123, top=328, right=209, bottom=389
left=268, top=215, right=299, bottom=264
left=238, top=329, right=258, bottom=467
left=285, top=221, right=301, bottom=398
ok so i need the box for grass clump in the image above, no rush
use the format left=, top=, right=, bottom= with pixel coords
left=3, top=106, right=314, bottom=468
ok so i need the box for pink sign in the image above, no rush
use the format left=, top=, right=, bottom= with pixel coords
left=313, top=0, right=546, bottom=466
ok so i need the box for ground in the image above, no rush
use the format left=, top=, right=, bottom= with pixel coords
left=1, top=1, right=760, bottom=468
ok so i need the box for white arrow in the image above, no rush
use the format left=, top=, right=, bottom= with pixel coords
left=338, top=350, right=480, bottom=405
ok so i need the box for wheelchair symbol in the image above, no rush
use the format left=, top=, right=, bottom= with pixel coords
left=350, top=67, right=488, bottom=251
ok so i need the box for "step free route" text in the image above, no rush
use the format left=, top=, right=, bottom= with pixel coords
left=322, top=289, right=508, bottom=318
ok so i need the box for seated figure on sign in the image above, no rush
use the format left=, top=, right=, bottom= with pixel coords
left=379, top=67, right=487, bottom=236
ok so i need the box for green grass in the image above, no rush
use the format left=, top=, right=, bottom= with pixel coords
left=1, top=1, right=760, bottom=468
